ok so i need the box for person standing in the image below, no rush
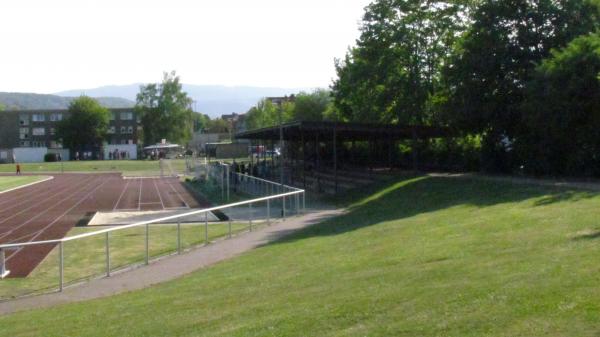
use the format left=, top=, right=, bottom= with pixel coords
left=16, top=163, right=21, bottom=175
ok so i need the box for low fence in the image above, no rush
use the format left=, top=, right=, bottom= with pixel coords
left=0, top=175, right=305, bottom=298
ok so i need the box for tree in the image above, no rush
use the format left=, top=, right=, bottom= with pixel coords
left=517, top=33, right=600, bottom=176
left=332, top=0, right=471, bottom=125
left=245, top=99, right=281, bottom=130
left=291, top=90, right=332, bottom=122
left=136, top=71, right=194, bottom=145
left=442, top=0, right=600, bottom=171
left=192, top=113, right=211, bottom=132
left=57, top=96, right=110, bottom=155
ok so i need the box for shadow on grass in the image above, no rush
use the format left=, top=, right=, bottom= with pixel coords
left=572, top=230, right=600, bottom=241
left=267, top=173, right=599, bottom=245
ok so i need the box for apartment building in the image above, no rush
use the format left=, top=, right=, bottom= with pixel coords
left=0, top=108, right=140, bottom=162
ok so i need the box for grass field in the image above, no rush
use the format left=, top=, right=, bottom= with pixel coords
left=0, top=160, right=187, bottom=176
left=3, top=174, right=600, bottom=336
left=0, top=221, right=260, bottom=300
left=0, top=176, right=48, bottom=192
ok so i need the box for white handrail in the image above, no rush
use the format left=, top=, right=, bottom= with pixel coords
left=0, top=189, right=304, bottom=250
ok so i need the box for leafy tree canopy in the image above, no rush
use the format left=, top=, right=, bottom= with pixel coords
left=517, top=33, right=600, bottom=176
left=136, top=71, right=193, bottom=145
left=57, top=96, right=110, bottom=151
left=333, top=0, right=472, bottom=125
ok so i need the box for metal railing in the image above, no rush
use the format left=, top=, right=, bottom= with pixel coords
left=0, top=184, right=305, bottom=293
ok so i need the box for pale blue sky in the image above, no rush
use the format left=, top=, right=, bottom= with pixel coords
left=0, top=0, right=371, bottom=93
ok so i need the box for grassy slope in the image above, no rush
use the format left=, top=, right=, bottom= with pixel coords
left=0, top=176, right=47, bottom=192
left=3, top=175, right=600, bottom=336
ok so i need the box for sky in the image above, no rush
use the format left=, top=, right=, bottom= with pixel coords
left=0, top=0, right=371, bottom=94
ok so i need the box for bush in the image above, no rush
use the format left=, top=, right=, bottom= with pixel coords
left=44, top=153, right=58, bottom=162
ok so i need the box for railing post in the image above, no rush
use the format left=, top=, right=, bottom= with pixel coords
left=145, top=224, right=149, bottom=265
left=205, top=211, right=209, bottom=244
left=303, top=192, right=306, bottom=214
left=296, top=193, right=300, bottom=215
left=105, top=232, right=111, bottom=277
left=282, top=194, right=286, bottom=220
left=249, top=202, right=253, bottom=231
left=0, top=248, right=9, bottom=279
left=59, top=242, right=64, bottom=292
left=177, top=220, right=181, bottom=254
left=228, top=216, right=232, bottom=238
left=267, top=199, right=271, bottom=225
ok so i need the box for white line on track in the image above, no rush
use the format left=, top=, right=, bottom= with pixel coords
left=6, top=176, right=112, bottom=261
left=0, top=175, right=97, bottom=228
left=112, top=178, right=131, bottom=211
left=137, top=178, right=142, bottom=211
left=0, top=176, right=80, bottom=212
left=166, top=179, right=189, bottom=208
left=0, top=176, right=102, bottom=239
left=153, top=178, right=166, bottom=210
left=0, top=176, right=54, bottom=195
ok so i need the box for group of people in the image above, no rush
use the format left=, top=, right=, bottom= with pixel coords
left=149, top=150, right=166, bottom=160
left=108, top=149, right=130, bottom=160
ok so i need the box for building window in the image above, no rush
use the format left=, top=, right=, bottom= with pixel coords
left=31, top=141, right=46, bottom=147
left=50, top=141, right=62, bottom=149
left=50, top=128, right=56, bottom=136
left=110, top=112, right=116, bottom=121
left=19, top=115, right=29, bottom=126
left=50, top=113, right=63, bottom=122
left=128, top=139, right=134, bottom=145
left=120, top=126, right=126, bottom=134
left=120, top=112, right=133, bottom=120
left=19, top=128, right=29, bottom=140
left=20, top=141, right=30, bottom=147
left=127, top=126, right=133, bottom=134
left=107, top=126, right=115, bottom=134
left=120, top=139, right=127, bottom=145
left=32, top=114, right=45, bottom=122
left=32, top=127, right=45, bottom=136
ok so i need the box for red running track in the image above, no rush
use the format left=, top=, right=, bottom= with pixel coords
left=0, top=173, right=200, bottom=277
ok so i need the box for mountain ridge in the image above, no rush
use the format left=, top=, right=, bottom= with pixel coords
left=0, top=92, right=134, bottom=110
left=54, top=83, right=318, bottom=118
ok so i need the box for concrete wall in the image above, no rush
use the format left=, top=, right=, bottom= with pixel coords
left=13, top=147, right=48, bottom=163
left=0, top=149, right=14, bottom=164
left=104, top=144, right=137, bottom=160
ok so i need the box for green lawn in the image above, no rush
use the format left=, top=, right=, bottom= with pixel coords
left=3, top=174, right=600, bottom=336
left=0, top=221, right=259, bottom=300
left=0, top=176, right=48, bottom=192
left=0, top=160, right=187, bottom=176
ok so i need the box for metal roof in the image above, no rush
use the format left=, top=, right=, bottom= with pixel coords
left=234, top=120, right=452, bottom=141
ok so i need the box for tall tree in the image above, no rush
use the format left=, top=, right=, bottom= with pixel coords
left=136, top=71, right=194, bottom=145
left=245, top=99, right=283, bottom=130
left=442, top=0, right=600, bottom=171
left=518, top=33, right=600, bottom=176
left=292, top=90, right=332, bottom=122
left=57, top=96, right=110, bottom=154
left=332, top=0, right=471, bottom=125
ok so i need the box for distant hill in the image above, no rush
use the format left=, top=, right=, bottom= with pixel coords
left=55, top=84, right=317, bottom=118
left=0, top=92, right=134, bottom=110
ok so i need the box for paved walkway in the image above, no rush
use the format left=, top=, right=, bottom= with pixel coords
left=0, top=208, right=344, bottom=316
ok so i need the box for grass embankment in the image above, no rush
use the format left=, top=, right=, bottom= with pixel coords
left=0, top=160, right=187, bottom=177
left=3, top=174, right=600, bottom=336
left=0, top=176, right=48, bottom=192
left=0, top=221, right=259, bottom=300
